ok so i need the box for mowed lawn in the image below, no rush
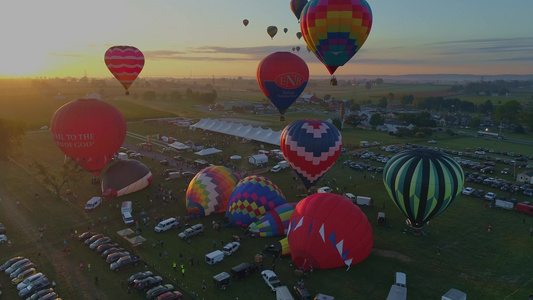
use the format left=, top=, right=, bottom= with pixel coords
left=1, top=79, right=533, bottom=299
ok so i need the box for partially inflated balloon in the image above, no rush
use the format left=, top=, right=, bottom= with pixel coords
left=267, top=26, right=278, bottom=39
left=104, top=45, right=144, bottom=95
left=243, top=19, right=249, bottom=27
left=280, top=120, right=342, bottom=190
left=288, top=193, right=373, bottom=270
left=257, top=52, right=309, bottom=120
left=50, top=98, right=127, bottom=175
left=102, top=160, right=152, bottom=199
left=249, top=203, right=297, bottom=237
left=186, top=166, right=241, bottom=217
left=300, top=0, right=372, bottom=75
left=225, top=175, right=287, bottom=227
left=383, top=149, right=464, bottom=229
left=290, top=0, right=309, bottom=22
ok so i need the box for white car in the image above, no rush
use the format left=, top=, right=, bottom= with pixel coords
left=0, top=234, right=7, bottom=243
left=484, top=192, right=497, bottom=201
left=261, top=270, right=282, bottom=292
left=462, top=187, right=475, bottom=196
left=222, top=242, right=240, bottom=256
left=270, top=165, right=282, bottom=173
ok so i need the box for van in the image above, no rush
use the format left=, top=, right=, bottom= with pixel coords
left=275, top=286, right=295, bottom=300
left=317, top=187, right=332, bottom=193
left=205, top=250, right=225, bottom=265
left=154, top=218, right=178, bottom=233
left=17, top=273, right=44, bottom=290
left=344, top=193, right=356, bottom=202
left=166, top=172, right=182, bottom=180
left=356, top=196, right=373, bottom=206
left=395, top=272, right=407, bottom=287
left=117, top=152, right=128, bottom=161
left=122, top=212, right=134, bottom=225
left=121, top=201, right=132, bottom=215
left=85, top=197, right=102, bottom=211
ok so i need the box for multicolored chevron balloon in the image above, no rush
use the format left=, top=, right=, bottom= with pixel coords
left=225, top=175, right=286, bottom=227
left=186, top=166, right=240, bottom=217
left=104, top=45, right=144, bottom=95
left=300, top=0, right=373, bottom=75
left=249, top=203, right=297, bottom=237
left=383, top=149, right=465, bottom=229
left=280, top=120, right=342, bottom=190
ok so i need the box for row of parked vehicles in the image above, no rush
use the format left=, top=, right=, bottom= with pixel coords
left=0, top=256, right=59, bottom=299
left=126, top=271, right=182, bottom=299
left=78, top=231, right=140, bottom=271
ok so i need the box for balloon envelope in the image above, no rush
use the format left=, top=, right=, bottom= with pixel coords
left=104, top=45, right=144, bottom=94
left=256, top=52, right=309, bottom=118
left=267, top=26, right=278, bottom=39
left=225, top=175, right=287, bottom=227
left=290, top=0, right=309, bottom=21
left=243, top=19, right=249, bottom=27
left=50, top=98, right=127, bottom=175
left=249, top=203, right=297, bottom=237
left=280, top=120, right=342, bottom=190
left=296, top=32, right=302, bottom=40
left=284, top=28, right=288, bottom=33
left=383, top=149, right=465, bottom=229
left=288, top=193, right=373, bottom=270
left=300, top=0, right=373, bottom=75
left=186, top=166, right=241, bottom=217
left=102, top=160, right=152, bottom=199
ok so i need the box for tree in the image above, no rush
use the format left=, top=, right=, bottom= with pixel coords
left=142, top=91, right=156, bottom=101
left=375, top=78, right=384, bottom=85
left=0, top=119, right=27, bottom=159
left=170, top=91, right=182, bottom=100
left=369, top=113, right=384, bottom=127
left=31, top=159, right=85, bottom=199
left=344, top=114, right=365, bottom=128
left=470, top=116, right=481, bottom=128
left=377, top=97, right=388, bottom=108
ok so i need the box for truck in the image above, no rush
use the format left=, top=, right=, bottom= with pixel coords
left=516, top=202, right=533, bottom=216
left=249, top=154, right=268, bottom=166
left=356, top=196, right=373, bottom=206
left=386, top=272, right=407, bottom=300
left=205, top=250, right=225, bottom=265
left=121, top=201, right=134, bottom=225
left=85, top=197, right=102, bottom=211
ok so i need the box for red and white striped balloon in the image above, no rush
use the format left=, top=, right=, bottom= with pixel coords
left=104, top=45, right=144, bottom=95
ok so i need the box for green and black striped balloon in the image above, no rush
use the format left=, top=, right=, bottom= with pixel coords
left=383, top=148, right=464, bottom=229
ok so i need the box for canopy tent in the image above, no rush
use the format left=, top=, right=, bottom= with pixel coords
left=168, top=141, right=191, bottom=150
left=190, top=118, right=282, bottom=146
left=128, top=235, right=147, bottom=246
left=117, top=228, right=135, bottom=236
left=230, top=155, right=242, bottom=160
left=194, top=147, right=222, bottom=156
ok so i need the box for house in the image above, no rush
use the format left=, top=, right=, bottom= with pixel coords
left=377, top=119, right=414, bottom=134
left=517, top=171, right=533, bottom=184
left=297, top=94, right=322, bottom=104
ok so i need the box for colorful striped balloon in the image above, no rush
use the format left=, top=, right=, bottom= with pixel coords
left=383, top=149, right=465, bottom=229
left=225, top=175, right=286, bottom=227
left=290, top=0, right=309, bottom=22
left=280, top=120, right=342, bottom=190
left=186, top=166, right=241, bottom=217
left=104, top=45, right=144, bottom=95
left=300, top=0, right=373, bottom=75
left=249, top=203, right=297, bottom=237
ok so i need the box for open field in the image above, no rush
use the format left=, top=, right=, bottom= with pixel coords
left=1, top=79, right=533, bottom=299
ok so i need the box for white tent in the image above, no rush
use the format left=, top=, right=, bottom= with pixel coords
left=190, top=119, right=282, bottom=146
left=168, top=141, right=191, bottom=150
left=195, top=147, right=222, bottom=156
left=230, top=155, right=242, bottom=160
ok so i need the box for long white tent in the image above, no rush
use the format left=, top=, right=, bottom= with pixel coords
left=190, top=118, right=282, bottom=146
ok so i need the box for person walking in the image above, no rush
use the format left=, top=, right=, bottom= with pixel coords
left=181, top=265, right=185, bottom=277
left=173, top=262, right=177, bottom=271
left=88, top=263, right=91, bottom=271
left=94, top=276, right=98, bottom=285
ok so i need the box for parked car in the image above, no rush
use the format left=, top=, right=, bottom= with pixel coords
left=222, top=242, right=240, bottom=256
left=11, top=268, right=37, bottom=285
left=473, top=189, right=484, bottom=198
left=101, top=247, right=125, bottom=259
left=77, top=231, right=96, bottom=242
left=261, top=270, right=282, bottom=292
left=178, top=224, right=204, bottom=240
left=484, top=192, right=497, bottom=201
left=0, top=223, right=6, bottom=234
left=5, top=258, right=30, bottom=275
left=26, top=288, right=54, bottom=300
left=294, top=285, right=311, bottom=300
left=127, top=271, right=153, bottom=285
left=134, top=276, right=163, bottom=291
left=39, top=292, right=59, bottom=300
left=10, top=262, right=37, bottom=279
left=0, top=256, right=24, bottom=272
left=18, top=277, right=49, bottom=298
left=96, top=243, right=119, bottom=254
left=110, top=255, right=141, bottom=271
left=106, top=251, right=130, bottom=264
left=84, top=234, right=104, bottom=245
left=146, top=284, right=174, bottom=299
left=462, top=187, right=475, bottom=196
left=89, top=237, right=111, bottom=250
left=524, top=188, right=533, bottom=197
left=156, top=291, right=183, bottom=300
left=17, top=273, right=45, bottom=290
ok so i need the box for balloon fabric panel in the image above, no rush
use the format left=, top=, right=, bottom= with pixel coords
left=249, top=203, right=296, bottom=237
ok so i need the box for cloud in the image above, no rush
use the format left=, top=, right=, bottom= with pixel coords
left=143, top=45, right=295, bottom=61
left=48, top=53, right=82, bottom=57
left=425, top=37, right=533, bottom=60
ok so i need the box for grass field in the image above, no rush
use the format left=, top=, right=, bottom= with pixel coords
left=1, top=79, right=533, bottom=300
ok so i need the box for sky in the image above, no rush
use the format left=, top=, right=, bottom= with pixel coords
left=1, top=0, right=532, bottom=78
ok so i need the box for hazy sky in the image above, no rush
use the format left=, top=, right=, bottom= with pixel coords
left=1, top=0, right=532, bottom=78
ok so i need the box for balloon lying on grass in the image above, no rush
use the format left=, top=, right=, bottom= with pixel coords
left=248, top=203, right=297, bottom=237
left=280, top=119, right=342, bottom=190
left=104, top=45, right=144, bottom=95
left=300, top=0, right=373, bottom=75
left=225, top=175, right=286, bottom=227
left=102, top=160, right=152, bottom=199
left=383, top=148, right=465, bottom=229
left=50, top=97, right=127, bottom=175
left=287, top=193, right=373, bottom=270
left=256, top=52, right=309, bottom=121
left=186, top=166, right=241, bottom=217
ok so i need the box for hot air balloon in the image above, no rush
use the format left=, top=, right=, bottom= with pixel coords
left=284, top=28, right=288, bottom=34
left=243, top=19, right=249, bottom=27
left=249, top=203, right=297, bottom=237
left=292, top=47, right=296, bottom=52
left=383, top=149, right=465, bottom=231
left=296, top=46, right=301, bottom=52
left=280, top=120, right=342, bottom=190
left=101, top=160, right=152, bottom=199
left=256, top=52, right=309, bottom=121
left=225, top=175, right=287, bottom=227
left=300, top=0, right=372, bottom=76
left=265, top=237, right=291, bottom=257
left=290, top=0, right=309, bottom=22
left=296, top=32, right=302, bottom=40
left=287, top=193, right=373, bottom=270
left=186, top=166, right=241, bottom=217
left=104, top=45, right=144, bottom=95
left=267, top=26, right=278, bottom=39
left=50, top=97, right=127, bottom=176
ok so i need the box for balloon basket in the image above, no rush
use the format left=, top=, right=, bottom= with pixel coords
left=279, top=115, right=285, bottom=121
